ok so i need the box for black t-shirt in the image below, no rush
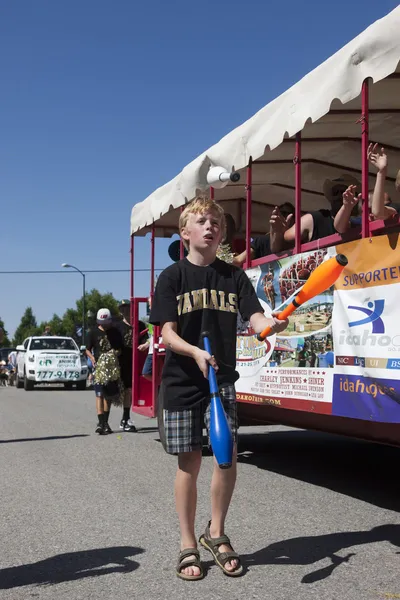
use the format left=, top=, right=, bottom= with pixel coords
left=251, top=235, right=271, bottom=259
left=310, top=209, right=335, bottom=241
left=86, top=326, right=124, bottom=362
left=114, top=318, right=149, bottom=348
left=150, top=257, right=263, bottom=410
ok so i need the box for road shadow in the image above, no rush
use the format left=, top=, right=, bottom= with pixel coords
left=237, top=429, right=400, bottom=512
left=137, top=427, right=160, bottom=434
left=0, top=546, right=144, bottom=589
left=0, top=435, right=89, bottom=444
left=30, top=386, right=89, bottom=392
left=241, top=524, right=400, bottom=583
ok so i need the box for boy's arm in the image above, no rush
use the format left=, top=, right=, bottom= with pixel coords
left=85, top=331, right=96, bottom=365
left=237, top=269, right=289, bottom=336
left=161, top=322, right=218, bottom=379
left=249, top=312, right=289, bottom=336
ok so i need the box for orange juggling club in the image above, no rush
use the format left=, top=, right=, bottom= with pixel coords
left=257, top=254, right=348, bottom=342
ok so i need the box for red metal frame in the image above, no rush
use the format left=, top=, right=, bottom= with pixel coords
left=294, top=132, right=302, bottom=254
left=361, top=79, right=370, bottom=238
left=180, top=206, right=185, bottom=259
left=130, top=234, right=135, bottom=395
left=244, top=158, right=253, bottom=269
left=150, top=224, right=155, bottom=297
left=129, top=74, right=400, bottom=446
left=132, top=296, right=155, bottom=417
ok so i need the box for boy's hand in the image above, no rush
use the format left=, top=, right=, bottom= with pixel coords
left=192, top=348, right=218, bottom=379
left=270, top=313, right=289, bottom=334
left=342, top=185, right=360, bottom=207
left=368, top=143, right=387, bottom=173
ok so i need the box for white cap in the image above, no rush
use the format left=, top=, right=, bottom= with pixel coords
left=96, top=308, right=112, bottom=324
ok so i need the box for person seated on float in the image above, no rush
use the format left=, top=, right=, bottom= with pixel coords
left=334, top=145, right=399, bottom=234
left=224, top=213, right=246, bottom=255
left=283, top=175, right=361, bottom=245
left=232, top=202, right=295, bottom=266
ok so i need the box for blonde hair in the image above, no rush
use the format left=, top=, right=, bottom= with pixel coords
left=179, top=196, right=226, bottom=250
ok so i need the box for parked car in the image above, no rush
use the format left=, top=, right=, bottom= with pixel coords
left=0, top=347, right=16, bottom=363
left=16, top=336, right=88, bottom=391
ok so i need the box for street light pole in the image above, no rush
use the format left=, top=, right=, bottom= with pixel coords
left=61, top=263, right=86, bottom=345
left=82, top=272, right=86, bottom=345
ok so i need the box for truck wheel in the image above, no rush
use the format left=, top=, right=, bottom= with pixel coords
left=24, top=374, right=34, bottom=391
left=64, top=383, right=73, bottom=390
left=16, top=372, right=24, bottom=389
left=157, top=384, right=166, bottom=449
left=76, top=380, right=86, bottom=391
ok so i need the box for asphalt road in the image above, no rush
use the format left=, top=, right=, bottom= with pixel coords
left=0, top=385, right=399, bottom=600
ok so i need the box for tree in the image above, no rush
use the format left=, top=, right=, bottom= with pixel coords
left=37, top=314, right=66, bottom=337
left=61, top=289, right=120, bottom=339
left=0, top=317, right=11, bottom=347
left=13, top=307, right=38, bottom=345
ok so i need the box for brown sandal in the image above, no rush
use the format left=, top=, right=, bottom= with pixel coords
left=176, top=548, right=204, bottom=581
left=199, top=521, right=243, bottom=577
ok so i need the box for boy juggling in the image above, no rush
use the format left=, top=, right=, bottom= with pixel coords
left=150, top=197, right=288, bottom=580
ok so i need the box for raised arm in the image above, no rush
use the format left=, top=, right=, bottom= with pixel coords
left=270, top=207, right=294, bottom=253
left=368, top=144, right=396, bottom=220
left=231, top=247, right=255, bottom=268
left=284, top=213, right=314, bottom=244
left=333, top=185, right=359, bottom=233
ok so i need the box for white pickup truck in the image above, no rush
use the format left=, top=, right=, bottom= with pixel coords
left=16, top=336, right=88, bottom=391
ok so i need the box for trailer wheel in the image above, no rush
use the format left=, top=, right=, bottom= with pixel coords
left=157, top=385, right=166, bottom=449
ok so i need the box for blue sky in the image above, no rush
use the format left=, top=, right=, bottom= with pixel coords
left=1, top=0, right=398, bottom=337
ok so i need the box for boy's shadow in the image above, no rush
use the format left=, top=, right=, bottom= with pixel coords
left=242, top=524, right=400, bottom=583
left=0, top=546, right=144, bottom=589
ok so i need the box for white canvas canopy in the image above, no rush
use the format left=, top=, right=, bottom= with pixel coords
left=131, top=6, right=400, bottom=237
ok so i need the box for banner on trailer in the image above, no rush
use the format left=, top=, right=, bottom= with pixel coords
left=236, top=235, right=400, bottom=423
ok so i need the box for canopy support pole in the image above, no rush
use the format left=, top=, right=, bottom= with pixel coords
left=150, top=224, right=155, bottom=297
left=180, top=206, right=185, bottom=259
left=244, top=157, right=253, bottom=269
left=361, top=79, right=370, bottom=239
left=130, top=234, right=135, bottom=395
left=150, top=223, right=158, bottom=410
left=294, top=132, right=302, bottom=254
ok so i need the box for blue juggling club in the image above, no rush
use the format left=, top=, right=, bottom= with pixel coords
left=202, top=332, right=233, bottom=469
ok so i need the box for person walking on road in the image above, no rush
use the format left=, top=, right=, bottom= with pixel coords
left=85, top=309, right=125, bottom=435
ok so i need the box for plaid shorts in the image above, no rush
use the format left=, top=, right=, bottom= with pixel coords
left=160, top=384, right=238, bottom=455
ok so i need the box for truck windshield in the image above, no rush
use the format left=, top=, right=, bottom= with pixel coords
left=30, top=338, right=77, bottom=351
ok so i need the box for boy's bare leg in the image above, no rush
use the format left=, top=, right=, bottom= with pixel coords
left=209, top=446, right=239, bottom=572
left=175, top=450, right=202, bottom=577
left=96, top=396, right=110, bottom=414
left=96, top=396, right=104, bottom=415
